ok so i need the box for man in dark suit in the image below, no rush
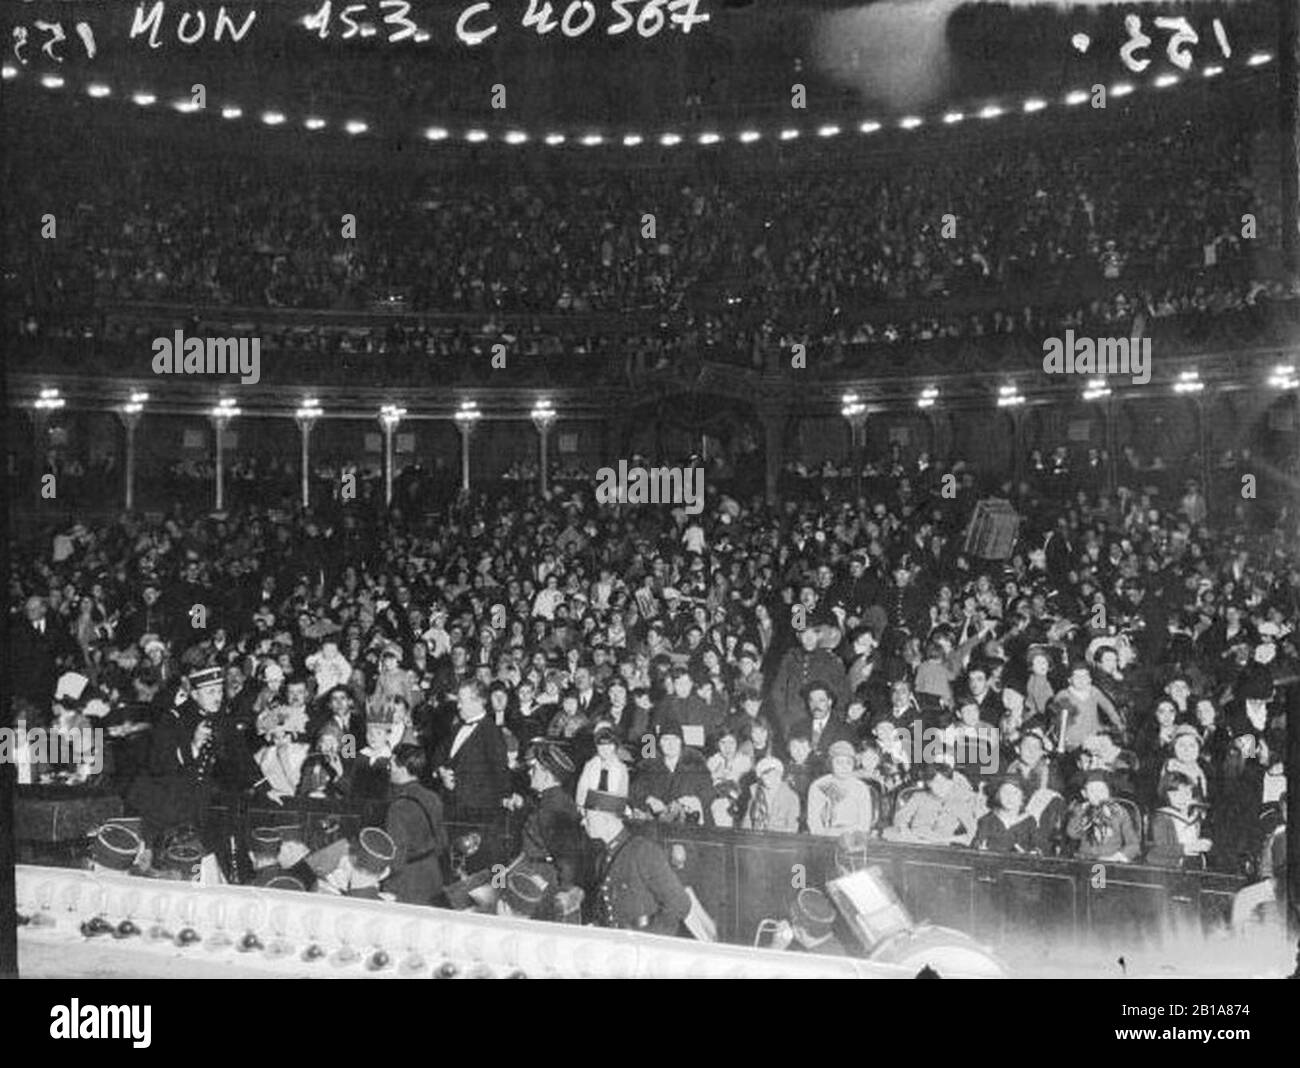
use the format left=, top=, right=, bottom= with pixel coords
left=572, top=666, right=609, bottom=722
left=433, top=679, right=510, bottom=872
left=11, top=595, right=67, bottom=725
left=790, top=682, right=858, bottom=776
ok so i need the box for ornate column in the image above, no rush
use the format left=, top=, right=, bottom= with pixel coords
left=33, top=388, right=65, bottom=495
left=755, top=398, right=787, bottom=508
left=841, top=392, right=868, bottom=499
left=117, top=393, right=147, bottom=511
left=378, top=405, right=405, bottom=507
left=454, top=401, right=481, bottom=493
left=209, top=399, right=240, bottom=512
left=295, top=399, right=323, bottom=510
left=531, top=399, right=557, bottom=496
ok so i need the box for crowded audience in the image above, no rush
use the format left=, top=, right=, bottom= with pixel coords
left=9, top=441, right=1294, bottom=897
left=7, top=113, right=1292, bottom=363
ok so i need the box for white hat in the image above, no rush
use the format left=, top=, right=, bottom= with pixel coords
left=755, top=756, right=785, bottom=777
left=1257, top=622, right=1281, bottom=639
left=55, top=672, right=90, bottom=704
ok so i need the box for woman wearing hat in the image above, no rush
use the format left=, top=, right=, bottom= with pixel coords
left=742, top=756, right=800, bottom=833
left=629, top=720, right=714, bottom=825
left=807, top=741, right=875, bottom=838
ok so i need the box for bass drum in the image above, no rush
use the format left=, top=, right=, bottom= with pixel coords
left=869, top=924, right=1008, bottom=978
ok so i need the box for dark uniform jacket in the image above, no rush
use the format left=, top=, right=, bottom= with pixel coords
left=126, top=701, right=262, bottom=845
left=520, top=785, right=586, bottom=889
left=768, top=647, right=851, bottom=738
left=384, top=781, right=448, bottom=906
left=593, top=829, right=691, bottom=936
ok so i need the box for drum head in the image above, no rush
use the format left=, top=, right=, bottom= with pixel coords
left=826, top=867, right=914, bottom=951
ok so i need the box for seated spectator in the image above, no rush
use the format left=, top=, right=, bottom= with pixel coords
left=1073, top=730, right=1140, bottom=800
left=741, top=756, right=800, bottom=833
left=807, top=741, right=875, bottom=838
left=1155, top=724, right=1210, bottom=803
left=884, top=764, right=978, bottom=846
left=1193, top=698, right=1230, bottom=776
left=1134, top=696, right=1181, bottom=775
left=878, top=728, right=916, bottom=792
left=1006, top=730, right=1067, bottom=853
left=842, top=697, right=870, bottom=743
left=783, top=731, right=816, bottom=830
left=654, top=667, right=720, bottom=749
left=972, top=778, right=1038, bottom=854
left=1146, top=772, right=1213, bottom=868
left=1065, top=772, right=1141, bottom=863
left=706, top=728, right=752, bottom=788
left=547, top=689, right=592, bottom=743
left=998, top=684, right=1030, bottom=756
left=311, top=724, right=354, bottom=797
left=576, top=725, right=630, bottom=808
left=306, top=638, right=352, bottom=698
left=943, top=699, right=1000, bottom=789
left=254, top=703, right=310, bottom=801
left=630, top=720, right=714, bottom=825
left=796, top=682, right=856, bottom=774
left=739, top=716, right=776, bottom=766
left=314, top=685, right=360, bottom=744
left=870, top=678, right=925, bottom=734
left=352, top=719, right=396, bottom=800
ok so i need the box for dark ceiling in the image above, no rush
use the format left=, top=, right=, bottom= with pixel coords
left=3, top=0, right=1281, bottom=131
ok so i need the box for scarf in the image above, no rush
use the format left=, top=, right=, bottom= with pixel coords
left=1079, top=801, right=1118, bottom=846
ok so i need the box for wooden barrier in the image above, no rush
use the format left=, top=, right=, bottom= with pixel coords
left=650, top=823, right=1247, bottom=951
left=16, top=790, right=1247, bottom=952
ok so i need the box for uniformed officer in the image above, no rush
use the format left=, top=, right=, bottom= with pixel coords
left=581, top=788, right=690, bottom=936
left=770, top=888, right=847, bottom=956
left=126, top=666, right=264, bottom=855
left=384, top=743, right=448, bottom=906
left=347, top=828, right=397, bottom=899
left=518, top=740, right=586, bottom=891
